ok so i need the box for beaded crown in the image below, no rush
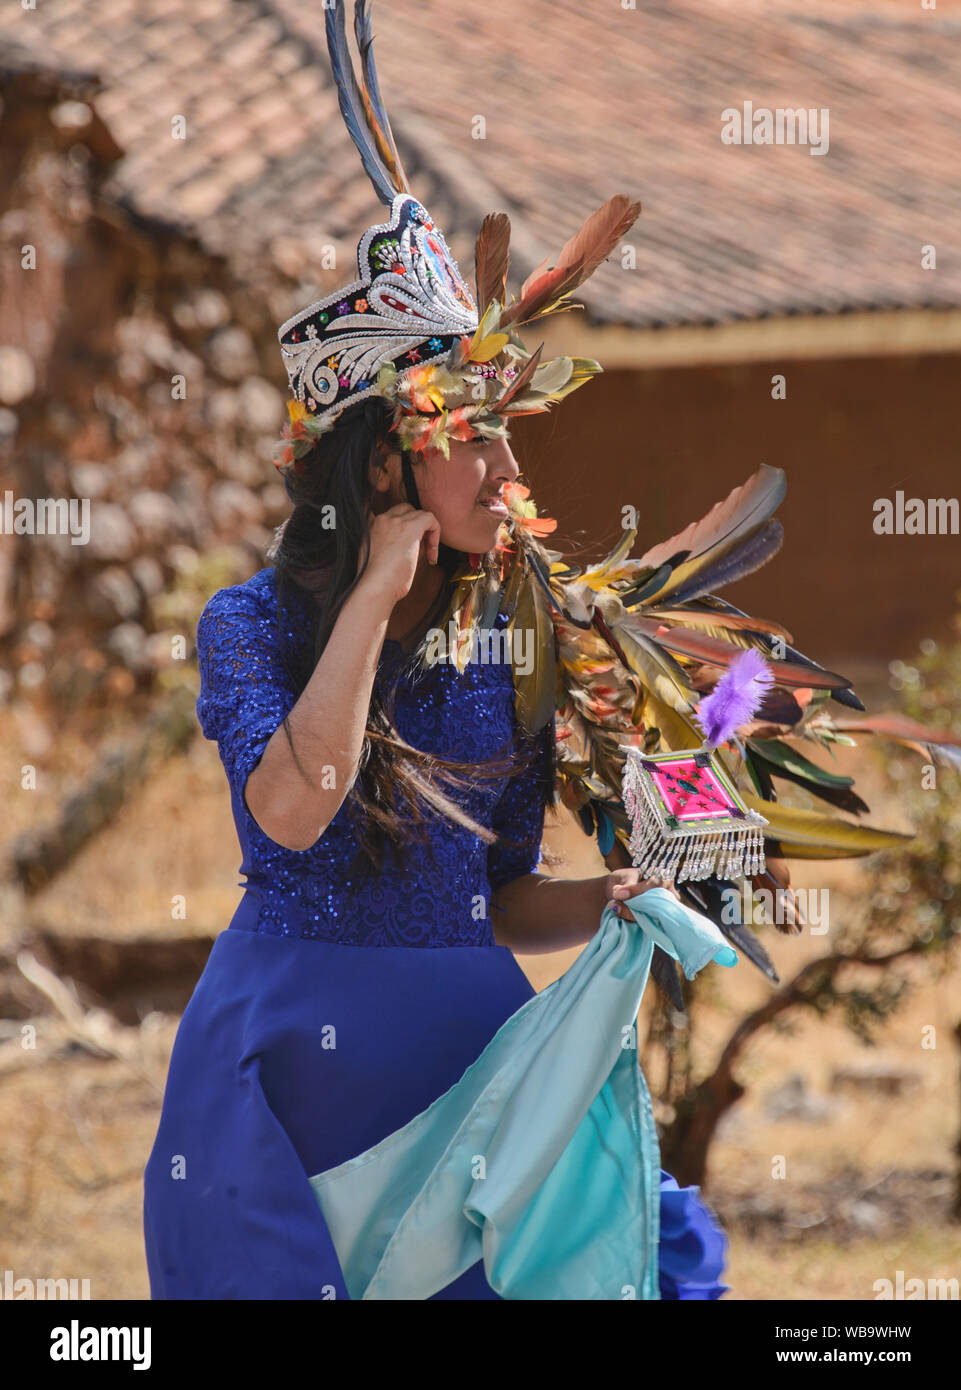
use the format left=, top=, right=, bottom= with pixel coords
left=277, top=194, right=479, bottom=433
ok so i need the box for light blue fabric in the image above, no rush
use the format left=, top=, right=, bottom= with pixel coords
left=308, top=887, right=737, bottom=1300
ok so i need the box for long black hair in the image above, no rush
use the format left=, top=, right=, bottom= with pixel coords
left=267, top=395, right=551, bottom=879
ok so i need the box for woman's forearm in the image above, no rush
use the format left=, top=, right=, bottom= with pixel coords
left=244, top=578, right=393, bottom=850
left=490, top=873, right=608, bottom=954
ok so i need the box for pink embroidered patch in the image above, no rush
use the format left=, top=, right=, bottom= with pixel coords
left=647, top=758, right=734, bottom=822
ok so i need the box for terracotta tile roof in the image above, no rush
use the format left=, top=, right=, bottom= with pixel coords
left=1, top=0, right=958, bottom=326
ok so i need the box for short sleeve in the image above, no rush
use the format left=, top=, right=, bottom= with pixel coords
left=486, top=716, right=555, bottom=896
left=195, top=583, right=299, bottom=811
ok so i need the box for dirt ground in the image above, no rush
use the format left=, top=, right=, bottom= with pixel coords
left=1, top=691, right=960, bottom=1301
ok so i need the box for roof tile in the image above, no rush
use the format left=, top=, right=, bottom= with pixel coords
left=1, top=0, right=957, bottom=323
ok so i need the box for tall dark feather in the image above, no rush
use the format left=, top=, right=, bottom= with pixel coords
left=325, top=0, right=404, bottom=205
left=651, top=948, right=684, bottom=1009
left=666, top=519, right=784, bottom=606
left=353, top=0, right=410, bottom=195
left=682, top=879, right=779, bottom=981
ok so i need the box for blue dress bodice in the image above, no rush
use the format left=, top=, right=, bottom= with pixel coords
left=195, top=567, right=553, bottom=947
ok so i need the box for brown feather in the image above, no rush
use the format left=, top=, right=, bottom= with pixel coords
left=549, top=194, right=642, bottom=286
left=474, top=212, right=512, bottom=311
left=830, top=712, right=961, bottom=748
left=490, top=344, right=544, bottom=414
left=637, top=465, right=786, bottom=584
left=644, top=607, right=795, bottom=645
left=512, top=563, right=557, bottom=733
left=501, top=195, right=641, bottom=328
left=519, top=254, right=551, bottom=300
left=621, top=613, right=851, bottom=689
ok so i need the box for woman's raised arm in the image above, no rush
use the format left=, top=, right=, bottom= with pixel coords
left=245, top=504, right=440, bottom=851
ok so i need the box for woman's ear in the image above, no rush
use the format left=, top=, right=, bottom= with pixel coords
left=370, top=442, right=405, bottom=498
left=368, top=442, right=392, bottom=493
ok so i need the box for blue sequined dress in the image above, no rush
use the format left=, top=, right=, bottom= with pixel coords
left=143, top=566, right=728, bottom=1300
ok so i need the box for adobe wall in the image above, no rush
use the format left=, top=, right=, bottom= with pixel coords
left=515, top=352, right=960, bottom=670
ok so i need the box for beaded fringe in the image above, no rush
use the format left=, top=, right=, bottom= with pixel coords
left=622, top=751, right=767, bottom=884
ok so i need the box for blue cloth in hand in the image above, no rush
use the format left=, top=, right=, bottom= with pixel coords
left=309, top=888, right=735, bottom=1300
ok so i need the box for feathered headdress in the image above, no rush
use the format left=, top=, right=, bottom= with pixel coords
left=274, top=2, right=961, bottom=997
left=275, top=0, right=640, bottom=470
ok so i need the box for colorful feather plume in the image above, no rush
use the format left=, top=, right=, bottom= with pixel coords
left=295, top=3, right=643, bottom=457
left=418, top=462, right=959, bottom=997
left=310, top=2, right=956, bottom=998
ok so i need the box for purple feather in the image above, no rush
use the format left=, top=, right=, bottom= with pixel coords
left=695, top=648, right=775, bottom=748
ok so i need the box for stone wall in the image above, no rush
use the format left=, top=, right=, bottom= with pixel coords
left=0, top=58, right=291, bottom=733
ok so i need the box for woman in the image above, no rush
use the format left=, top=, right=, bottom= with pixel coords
left=143, top=0, right=737, bottom=1298
left=142, top=394, right=728, bottom=1300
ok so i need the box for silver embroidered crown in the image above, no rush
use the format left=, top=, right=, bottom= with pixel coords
left=278, top=194, right=479, bottom=428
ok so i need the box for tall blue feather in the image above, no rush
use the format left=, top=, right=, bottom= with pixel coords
left=354, top=0, right=409, bottom=193
left=325, top=1, right=398, bottom=206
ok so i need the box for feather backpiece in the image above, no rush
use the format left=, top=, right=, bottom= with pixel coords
left=422, top=464, right=957, bottom=995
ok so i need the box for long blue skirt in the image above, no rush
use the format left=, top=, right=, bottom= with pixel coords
left=143, top=900, right=727, bottom=1300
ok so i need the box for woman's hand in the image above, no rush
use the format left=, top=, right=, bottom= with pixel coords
left=491, top=867, right=683, bottom=953
left=603, top=866, right=679, bottom=920
left=357, top=502, right=441, bottom=604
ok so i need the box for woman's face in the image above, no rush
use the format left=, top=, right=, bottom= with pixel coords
left=373, top=434, right=520, bottom=555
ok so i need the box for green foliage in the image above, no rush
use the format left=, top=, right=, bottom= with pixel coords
left=863, top=615, right=961, bottom=959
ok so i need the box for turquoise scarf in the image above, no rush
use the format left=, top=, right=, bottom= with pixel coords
left=309, top=887, right=737, bottom=1300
